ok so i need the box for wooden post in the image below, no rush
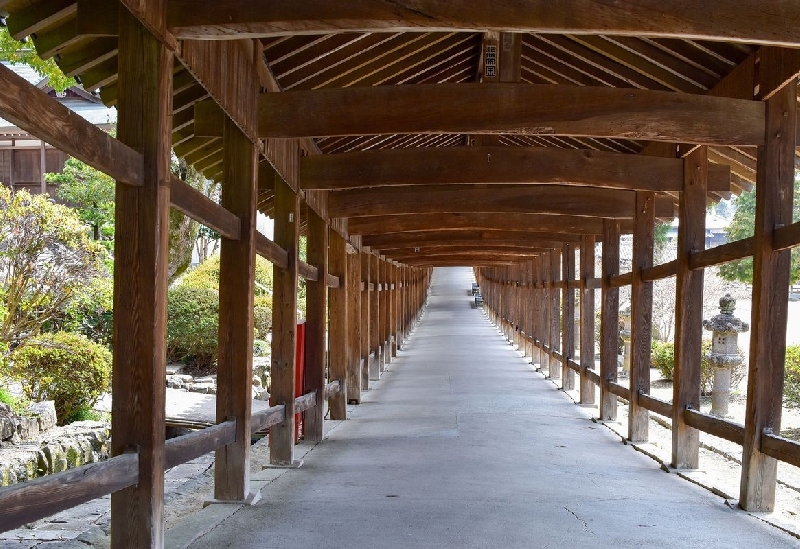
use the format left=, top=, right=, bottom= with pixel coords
left=740, top=65, right=796, bottom=512
left=346, top=249, right=362, bottom=404
left=215, top=117, right=257, bottom=501
left=600, top=220, right=620, bottom=421
left=580, top=235, right=596, bottom=405
left=269, top=175, right=300, bottom=465
left=540, top=254, right=550, bottom=373
left=303, top=208, right=328, bottom=442
left=672, top=147, right=707, bottom=469
left=562, top=243, right=576, bottom=389
left=380, top=257, right=390, bottom=367
left=550, top=249, right=561, bottom=382
left=370, top=254, right=381, bottom=380
left=111, top=7, right=172, bottom=547
left=359, top=253, right=378, bottom=391
left=328, top=230, right=348, bottom=419
left=393, top=262, right=400, bottom=356
left=628, top=191, right=655, bottom=443
left=532, top=258, right=541, bottom=366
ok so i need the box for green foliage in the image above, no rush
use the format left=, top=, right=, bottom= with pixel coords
left=49, top=157, right=116, bottom=247
left=651, top=339, right=746, bottom=395
left=253, top=339, right=269, bottom=357
left=166, top=284, right=219, bottom=369
left=9, top=332, right=111, bottom=424
left=0, top=187, right=106, bottom=350
left=783, top=345, right=800, bottom=407
left=720, top=178, right=800, bottom=284
left=46, top=276, right=114, bottom=347
left=167, top=254, right=275, bottom=368
left=0, top=386, right=28, bottom=414
left=64, top=404, right=106, bottom=424
left=651, top=340, right=675, bottom=379
left=0, top=28, right=75, bottom=92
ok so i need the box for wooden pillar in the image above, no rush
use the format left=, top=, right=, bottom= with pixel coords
left=562, top=243, right=576, bottom=389
left=549, top=249, right=561, bottom=382
left=600, top=220, right=620, bottom=421
left=393, top=263, right=400, bottom=356
left=540, top=254, right=550, bottom=373
left=269, top=175, right=300, bottom=465
left=532, top=258, right=541, bottom=365
left=328, top=230, right=348, bottom=420
left=380, top=257, right=390, bottom=367
left=110, top=8, right=172, bottom=547
left=580, top=235, right=596, bottom=405
left=303, top=208, right=328, bottom=442
left=215, top=118, right=258, bottom=501
left=346, top=249, right=362, bottom=404
left=628, top=191, right=655, bottom=443
left=360, top=253, right=371, bottom=389
left=672, top=147, right=707, bottom=469
left=369, top=254, right=381, bottom=380
left=740, top=68, right=797, bottom=511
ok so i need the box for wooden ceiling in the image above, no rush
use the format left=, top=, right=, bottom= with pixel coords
left=0, top=1, right=788, bottom=266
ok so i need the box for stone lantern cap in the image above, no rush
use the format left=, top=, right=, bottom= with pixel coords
left=703, top=294, right=749, bottom=335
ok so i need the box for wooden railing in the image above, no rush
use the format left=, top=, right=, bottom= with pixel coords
left=0, top=380, right=344, bottom=533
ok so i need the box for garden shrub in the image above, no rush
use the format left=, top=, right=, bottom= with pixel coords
left=166, top=283, right=219, bottom=369
left=253, top=295, right=273, bottom=340
left=651, top=340, right=675, bottom=380
left=9, top=332, right=111, bottom=424
left=651, top=339, right=746, bottom=396
left=253, top=339, right=269, bottom=357
left=783, top=344, right=800, bottom=407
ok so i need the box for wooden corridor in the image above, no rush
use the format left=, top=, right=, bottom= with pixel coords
left=186, top=267, right=794, bottom=549
left=4, top=2, right=800, bottom=547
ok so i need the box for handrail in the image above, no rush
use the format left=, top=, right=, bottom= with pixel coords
left=165, top=419, right=237, bottom=469
left=0, top=452, right=139, bottom=533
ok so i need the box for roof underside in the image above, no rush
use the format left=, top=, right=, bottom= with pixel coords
left=0, top=1, right=787, bottom=266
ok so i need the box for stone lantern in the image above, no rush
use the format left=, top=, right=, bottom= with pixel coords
left=703, top=294, right=749, bottom=417
left=620, top=304, right=632, bottom=377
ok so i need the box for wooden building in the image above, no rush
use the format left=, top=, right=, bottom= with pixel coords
left=0, top=2, right=799, bottom=546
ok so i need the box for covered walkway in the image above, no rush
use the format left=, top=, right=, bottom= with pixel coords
left=187, top=268, right=793, bottom=548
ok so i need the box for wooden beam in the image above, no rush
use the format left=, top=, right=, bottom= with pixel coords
left=672, top=147, right=707, bottom=470
left=269, top=174, right=300, bottom=465
left=363, top=230, right=580, bottom=248
left=329, top=185, right=674, bottom=219
left=198, top=84, right=764, bottom=145
left=110, top=8, right=170, bottom=548
left=377, top=240, right=566, bottom=253
left=214, top=117, right=257, bottom=502
left=348, top=213, right=631, bottom=236
left=167, top=1, right=800, bottom=48
left=170, top=175, right=240, bottom=240
left=299, top=146, right=731, bottom=192
left=0, top=62, right=143, bottom=187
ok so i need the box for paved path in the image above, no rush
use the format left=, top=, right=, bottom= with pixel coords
left=189, top=267, right=798, bottom=549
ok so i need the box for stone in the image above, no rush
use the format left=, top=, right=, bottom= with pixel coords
left=188, top=382, right=216, bottom=395
left=75, top=526, right=110, bottom=549
left=167, top=376, right=186, bottom=390
left=17, top=416, right=39, bottom=440
left=28, top=401, right=57, bottom=432
left=0, top=417, right=14, bottom=441
left=252, top=375, right=262, bottom=388
left=253, top=387, right=270, bottom=401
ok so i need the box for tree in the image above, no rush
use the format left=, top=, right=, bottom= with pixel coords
left=0, top=186, right=106, bottom=352
left=48, top=157, right=116, bottom=246
left=719, top=176, right=800, bottom=284
left=0, top=28, right=74, bottom=92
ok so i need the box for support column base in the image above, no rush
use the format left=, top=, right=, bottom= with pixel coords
left=204, top=491, right=262, bottom=507
left=263, top=460, right=304, bottom=470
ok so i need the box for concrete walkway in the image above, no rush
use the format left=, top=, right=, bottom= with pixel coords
left=189, top=267, right=798, bottom=549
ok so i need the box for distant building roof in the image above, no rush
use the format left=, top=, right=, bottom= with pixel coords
left=0, top=61, right=117, bottom=133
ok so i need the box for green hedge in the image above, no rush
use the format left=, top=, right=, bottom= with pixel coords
left=9, top=332, right=111, bottom=424
left=784, top=345, right=800, bottom=407
left=651, top=339, right=746, bottom=396
left=166, top=283, right=219, bottom=369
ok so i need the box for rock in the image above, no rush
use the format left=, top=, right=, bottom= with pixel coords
left=252, top=375, right=262, bottom=388
left=253, top=357, right=271, bottom=386
left=166, top=376, right=186, bottom=389
left=175, top=374, right=194, bottom=383
left=0, top=417, right=15, bottom=441
left=253, top=387, right=270, bottom=401
left=17, top=415, right=39, bottom=440
left=75, top=526, right=110, bottom=549
left=187, top=382, right=216, bottom=395
left=28, top=401, right=57, bottom=432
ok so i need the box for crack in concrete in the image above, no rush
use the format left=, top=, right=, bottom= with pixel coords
left=563, top=506, right=592, bottom=533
